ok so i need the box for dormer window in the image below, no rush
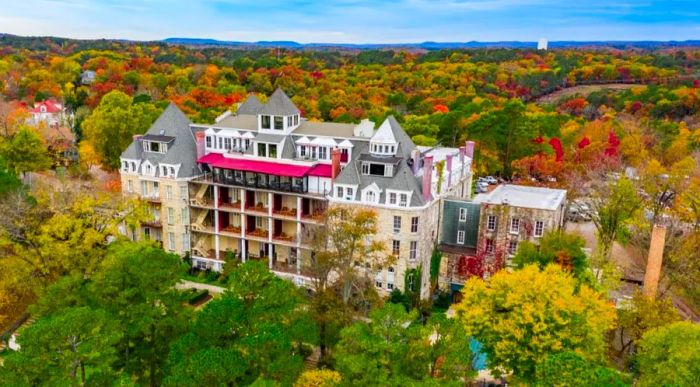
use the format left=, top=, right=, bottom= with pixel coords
left=261, top=115, right=271, bottom=129
left=206, top=136, right=212, bottom=148
left=365, top=191, right=376, bottom=203
left=274, top=116, right=284, bottom=130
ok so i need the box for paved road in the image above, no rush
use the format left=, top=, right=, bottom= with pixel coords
left=176, top=280, right=226, bottom=294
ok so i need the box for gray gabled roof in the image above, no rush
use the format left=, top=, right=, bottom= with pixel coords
left=259, top=88, right=300, bottom=116
left=236, top=95, right=263, bottom=115
left=121, top=102, right=200, bottom=179
left=334, top=140, right=426, bottom=207
left=385, top=115, right=416, bottom=159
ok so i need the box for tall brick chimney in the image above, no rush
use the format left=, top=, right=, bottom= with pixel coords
left=446, top=153, right=453, bottom=187
left=643, top=224, right=666, bottom=298
left=465, top=141, right=475, bottom=159
left=195, top=131, right=206, bottom=160
left=422, top=155, right=433, bottom=201
left=331, top=148, right=342, bottom=180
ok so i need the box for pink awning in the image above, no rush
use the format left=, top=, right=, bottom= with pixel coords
left=198, top=153, right=312, bottom=178
left=308, top=163, right=333, bottom=178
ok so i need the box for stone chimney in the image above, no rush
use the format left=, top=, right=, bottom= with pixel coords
left=643, top=224, right=666, bottom=298
left=465, top=141, right=475, bottom=159
left=446, top=154, right=453, bottom=187
left=331, top=148, right=342, bottom=180
left=195, top=131, right=206, bottom=160
left=411, top=149, right=421, bottom=174
left=422, top=155, right=433, bottom=202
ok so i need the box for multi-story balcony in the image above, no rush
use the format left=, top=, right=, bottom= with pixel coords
left=193, top=166, right=330, bottom=196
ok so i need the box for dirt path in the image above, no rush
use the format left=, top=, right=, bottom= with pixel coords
left=536, top=84, right=638, bottom=104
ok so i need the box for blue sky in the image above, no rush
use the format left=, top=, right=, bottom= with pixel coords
left=1, top=0, right=698, bottom=43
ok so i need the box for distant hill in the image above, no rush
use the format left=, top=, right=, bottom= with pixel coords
left=2, top=33, right=699, bottom=52
left=164, top=37, right=700, bottom=50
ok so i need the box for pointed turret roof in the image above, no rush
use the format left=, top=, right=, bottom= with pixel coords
left=236, top=94, right=263, bottom=115
left=259, top=88, right=300, bottom=116
left=120, top=102, right=200, bottom=178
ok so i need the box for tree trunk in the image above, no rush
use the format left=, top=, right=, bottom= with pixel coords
left=150, top=324, right=158, bottom=387
left=80, top=361, right=86, bottom=386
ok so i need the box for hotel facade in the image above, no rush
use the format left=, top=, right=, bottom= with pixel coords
left=120, top=89, right=473, bottom=298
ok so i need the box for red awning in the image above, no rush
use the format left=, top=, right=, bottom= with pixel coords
left=198, top=153, right=312, bottom=178
left=308, top=163, right=333, bottom=178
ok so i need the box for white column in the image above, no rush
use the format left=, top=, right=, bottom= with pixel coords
left=268, top=243, right=273, bottom=269
left=213, top=185, right=219, bottom=209
left=268, top=192, right=273, bottom=216
left=215, top=235, right=220, bottom=260
left=297, top=196, right=302, bottom=221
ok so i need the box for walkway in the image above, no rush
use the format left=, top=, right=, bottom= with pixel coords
left=176, top=280, right=226, bottom=294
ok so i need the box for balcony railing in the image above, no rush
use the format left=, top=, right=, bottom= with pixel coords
left=142, top=219, right=162, bottom=228
left=301, top=211, right=326, bottom=223
left=246, top=204, right=269, bottom=214
left=219, top=200, right=242, bottom=210
left=143, top=193, right=161, bottom=203
left=220, top=225, right=242, bottom=235
left=272, top=233, right=296, bottom=243
left=246, top=229, right=269, bottom=239
left=273, top=207, right=298, bottom=218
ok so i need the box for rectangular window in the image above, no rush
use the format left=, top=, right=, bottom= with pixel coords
left=255, top=216, right=264, bottom=229
left=257, top=142, right=267, bottom=157
left=337, top=186, right=344, bottom=199
left=300, top=146, right=306, bottom=157
left=510, top=218, right=520, bottom=234
left=392, top=240, right=400, bottom=255
left=287, top=116, right=292, bottom=126
left=182, top=233, right=189, bottom=251
left=224, top=137, right=232, bottom=150
left=153, top=181, right=159, bottom=194
left=218, top=137, right=223, bottom=149
left=206, top=136, right=212, bottom=148
left=399, top=194, right=408, bottom=207
left=457, top=230, right=465, bottom=244
left=269, top=144, right=277, bottom=158
left=459, top=208, right=467, bottom=222
left=141, top=181, right=148, bottom=196
left=345, top=188, right=354, bottom=200
left=318, top=147, right=328, bottom=160
left=385, top=164, right=393, bottom=177
left=294, top=115, right=299, bottom=125
left=393, top=216, right=401, bottom=233
left=409, top=241, right=418, bottom=261
left=487, top=215, right=497, bottom=231
left=274, top=116, right=284, bottom=130
left=389, top=192, right=397, bottom=205
left=485, top=239, right=495, bottom=253
left=167, top=207, right=174, bottom=225
left=375, top=281, right=383, bottom=289
left=261, top=115, right=271, bottom=129
left=535, top=221, right=544, bottom=237
left=369, top=163, right=386, bottom=176
left=361, top=162, right=369, bottom=175
left=180, top=186, right=188, bottom=199
left=387, top=283, right=394, bottom=290
left=127, top=180, right=133, bottom=193
left=509, top=240, right=518, bottom=255
left=166, top=185, right=173, bottom=199
left=411, top=217, right=419, bottom=233
left=181, top=208, right=189, bottom=224
left=168, top=232, right=175, bottom=251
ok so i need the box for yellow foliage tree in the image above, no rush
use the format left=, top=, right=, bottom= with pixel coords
left=294, top=369, right=342, bottom=387
left=455, top=265, right=616, bottom=381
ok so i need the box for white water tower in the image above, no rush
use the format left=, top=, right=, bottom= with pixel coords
left=537, top=38, right=548, bottom=50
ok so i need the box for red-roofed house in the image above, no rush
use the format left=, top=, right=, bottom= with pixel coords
left=29, top=100, right=67, bottom=127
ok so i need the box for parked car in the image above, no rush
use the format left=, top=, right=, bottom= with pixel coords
left=484, top=176, right=498, bottom=184
left=567, top=201, right=592, bottom=222
left=477, top=182, right=489, bottom=193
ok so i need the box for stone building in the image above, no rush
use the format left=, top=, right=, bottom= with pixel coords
left=119, top=103, right=201, bottom=255
left=438, top=184, right=567, bottom=298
